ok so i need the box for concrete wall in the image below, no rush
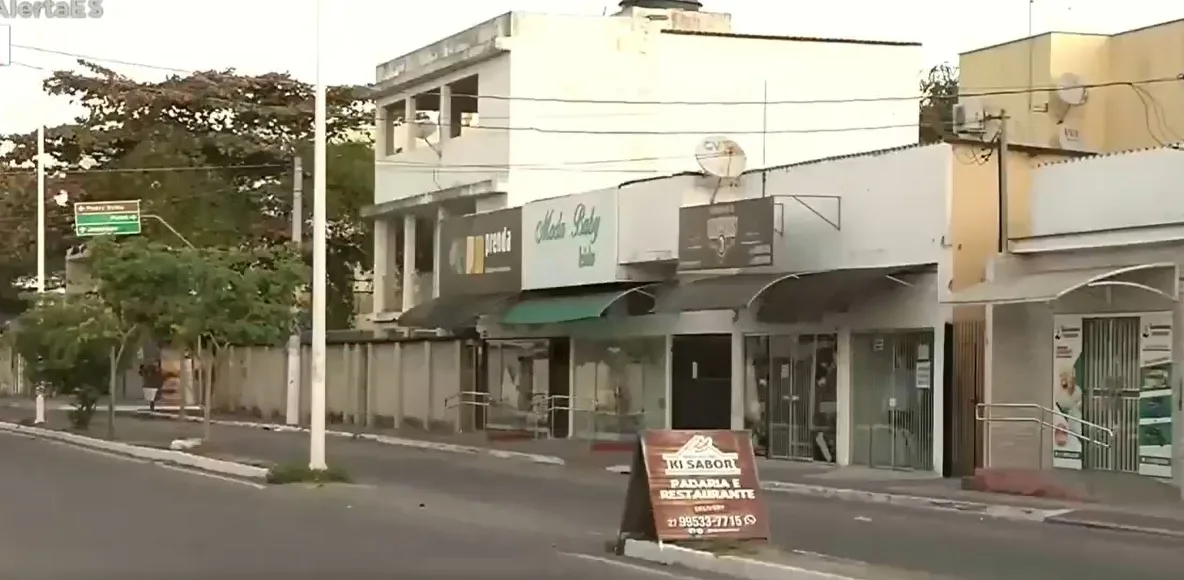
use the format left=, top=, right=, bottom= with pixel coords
left=210, top=340, right=469, bottom=432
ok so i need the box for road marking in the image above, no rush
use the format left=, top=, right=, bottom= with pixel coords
left=559, top=552, right=696, bottom=578
left=155, top=463, right=267, bottom=489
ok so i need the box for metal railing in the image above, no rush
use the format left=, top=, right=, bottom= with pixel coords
left=975, top=402, right=1113, bottom=469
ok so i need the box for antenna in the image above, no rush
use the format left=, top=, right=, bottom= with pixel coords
left=1056, top=73, right=1088, bottom=107
left=695, top=136, right=746, bottom=178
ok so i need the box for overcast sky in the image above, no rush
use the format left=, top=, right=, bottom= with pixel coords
left=0, top=0, right=1180, bottom=134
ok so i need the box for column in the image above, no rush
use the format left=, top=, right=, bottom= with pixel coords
left=1172, top=285, right=1184, bottom=492
left=439, top=84, right=453, bottom=144
left=402, top=214, right=417, bottom=312
left=404, top=96, right=417, bottom=151
left=664, top=334, right=674, bottom=429
left=931, top=315, right=947, bottom=476
left=372, top=219, right=388, bottom=314
left=433, top=206, right=449, bottom=298
left=730, top=327, right=744, bottom=430
left=835, top=328, right=852, bottom=466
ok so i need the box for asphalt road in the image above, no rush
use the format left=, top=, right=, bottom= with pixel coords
left=0, top=431, right=734, bottom=580
left=204, top=426, right=1184, bottom=580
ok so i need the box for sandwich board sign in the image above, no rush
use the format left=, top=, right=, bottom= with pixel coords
left=617, top=430, right=770, bottom=545
left=74, top=200, right=142, bottom=237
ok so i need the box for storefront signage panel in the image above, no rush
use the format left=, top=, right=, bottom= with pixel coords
left=437, top=207, right=522, bottom=296
left=678, top=197, right=774, bottom=270
left=521, top=188, right=618, bottom=289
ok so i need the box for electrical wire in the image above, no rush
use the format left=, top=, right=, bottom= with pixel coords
left=0, top=163, right=288, bottom=176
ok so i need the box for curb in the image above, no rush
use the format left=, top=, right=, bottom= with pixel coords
left=758, top=480, right=1068, bottom=522
left=0, top=421, right=270, bottom=480
left=127, top=411, right=568, bottom=467
left=621, top=539, right=854, bottom=580
left=1045, top=514, right=1184, bottom=539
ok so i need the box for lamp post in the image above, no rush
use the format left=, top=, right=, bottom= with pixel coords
left=33, top=124, right=46, bottom=424
left=308, top=0, right=328, bottom=471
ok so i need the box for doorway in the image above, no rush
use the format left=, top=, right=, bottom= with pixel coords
left=547, top=337, right=571, bottom=438
left=850, top=330, right=935, bottom=470
left=671, top=334, right=731, bottom=430
left=748, top=334, right=838, bottom=462
left=1080, top=316, right=1140, bottom=473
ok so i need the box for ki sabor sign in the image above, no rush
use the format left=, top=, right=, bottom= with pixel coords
left=617, top=430, right=769, bottom=544
left=522, top=188, right=618, bottom=290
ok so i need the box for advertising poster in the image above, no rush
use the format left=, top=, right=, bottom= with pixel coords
left=1138, top=312, right=1173, bottom=478
left=1052, top=315, right=1084, bottom=470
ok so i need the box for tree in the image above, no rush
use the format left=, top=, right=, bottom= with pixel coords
left=6, top=293, right=129, bottom=430
left=920, top=63, right=959, bottom=144
left=0, top=61, right=373, bottom=326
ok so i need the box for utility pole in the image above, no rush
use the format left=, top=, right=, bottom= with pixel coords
left=309, top=0, right=328, bottom=472
left=996, top=111, right=1010, bottom=254
left=33, top=124, right=45, bottom=425
left=285, top=156, right=303, bottom=426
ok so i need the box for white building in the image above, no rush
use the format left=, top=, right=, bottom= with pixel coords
left=364, top=0, right=923, bottom=319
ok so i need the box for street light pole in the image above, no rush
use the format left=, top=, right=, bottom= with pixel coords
left=34, top=124, right=45, bottom=425
left=308, top=0, right=328, bottom=471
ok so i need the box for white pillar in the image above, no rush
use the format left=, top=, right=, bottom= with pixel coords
left=372, top=219, right=388, bottom=314
left=983, top=305, right=995, bottom=468
left=439, top=84, right=453, bottom=144
left=835, top=327, right=852, bottom=466
left=404, top=97, right=417, bottom=151
left=664, top=334, right=674, bottom=429
left=402, top=214, right=417, bottom=312
left=931, top=316, right=947, bottom=476
left=433, top=206, right=448, bottom=299
left=730, top=326, right=744, bottom=430
left=1172, top=285, right=1184, bottom=492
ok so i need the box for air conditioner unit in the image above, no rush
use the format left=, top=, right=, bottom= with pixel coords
left=952, top=102, right=985, bottom=135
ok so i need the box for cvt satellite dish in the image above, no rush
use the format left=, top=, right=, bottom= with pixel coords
left=695, top=136, right=747, bottom=178
left=1056, top=73, right=1088, bottom=106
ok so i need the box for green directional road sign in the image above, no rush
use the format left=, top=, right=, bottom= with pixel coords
left=74, top=200, right=142, bottom=237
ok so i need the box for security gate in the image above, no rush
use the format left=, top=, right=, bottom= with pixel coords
left=766, top=335, right=837, bottom=462
left=851, top=331, right=935, bottom=470
left=1080, top=317, right=1140, bottom=473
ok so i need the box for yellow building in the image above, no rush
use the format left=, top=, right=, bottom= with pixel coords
left=958, top=18, right=1184, bottom=153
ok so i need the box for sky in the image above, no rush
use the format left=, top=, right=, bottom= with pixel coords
left=0, top=0, right=1181, bottom=134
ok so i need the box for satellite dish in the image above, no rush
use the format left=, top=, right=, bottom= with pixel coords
left=412, top=120, right=438, bottom=140
left=695, top=136, right=747, bottom=178
left=1056, top=73, right=1088, bottom=106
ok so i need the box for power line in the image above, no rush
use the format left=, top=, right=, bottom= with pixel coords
left=0, top=163, right=288, bottom=176
left=10, top=44, right=1183, bottom=107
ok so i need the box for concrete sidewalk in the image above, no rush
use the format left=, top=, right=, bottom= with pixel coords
left=6, top=402, right=1184, bottom=538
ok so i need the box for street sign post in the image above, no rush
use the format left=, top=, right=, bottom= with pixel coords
left=74, top=200, right=142, bottom=237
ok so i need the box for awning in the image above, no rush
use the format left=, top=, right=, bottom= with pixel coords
left=500, top=285, right=657, bottom=325
left=397, top=293, right=515, bottom=330
left=945, top=263, right=1177, bottom=306
left=654, top=265, right=926, bottom=314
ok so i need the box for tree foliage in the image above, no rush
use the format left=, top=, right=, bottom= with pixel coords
left=0, top=60, right=373, bottom=326
left=920, top=63, right=960, bottom=144
left=5, top=293, right=126, bottom=428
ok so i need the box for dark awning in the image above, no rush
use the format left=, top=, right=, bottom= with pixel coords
left=500, top=285, right=658, bottom=325
left=396, top=293, right=516, bottom=330
left=654, top=265, right=932, bottom=314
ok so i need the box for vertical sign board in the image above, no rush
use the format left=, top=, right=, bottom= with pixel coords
left=618, top=430, right=769, bottom=544
left=1137, top=312, right=1172, bottom=478
left=1051, top=315, right=1084, bottom=470
left=678, top=197, right=774, bottom=270
left=74, top=200, right=142, bottom=237
left=521, top=188, right=618, bottom=289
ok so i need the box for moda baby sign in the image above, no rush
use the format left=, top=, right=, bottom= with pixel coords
left=1051, top=315, right=1085, bottom=469
left=521, top=188, right=619, bottom=290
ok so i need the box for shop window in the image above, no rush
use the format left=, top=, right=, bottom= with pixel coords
left=571, top=337, right=665, bottom=440
left=485, top=339, right=551, bottom=435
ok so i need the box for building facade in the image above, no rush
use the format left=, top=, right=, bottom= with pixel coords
left=363, top=0, right=924, bottom=321
left=948, top=147, right=1184, bottom=491
left=958, top=18, right=1184, bottom=153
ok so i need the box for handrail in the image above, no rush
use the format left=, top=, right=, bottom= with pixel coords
left=975, top=402, right=1112, bottom=447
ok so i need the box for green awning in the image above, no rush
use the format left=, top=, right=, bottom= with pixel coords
left=500, top=287, right=654, bottom=325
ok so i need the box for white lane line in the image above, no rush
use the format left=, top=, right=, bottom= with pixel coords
left=154, top=463, right=267, bottom=489
left=559, top=552, right=698, bottom=578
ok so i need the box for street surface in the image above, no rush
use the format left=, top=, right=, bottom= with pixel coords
left=5, top=416, right=1184, bottom=579
left=0, top=431, right=730, bottom=580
